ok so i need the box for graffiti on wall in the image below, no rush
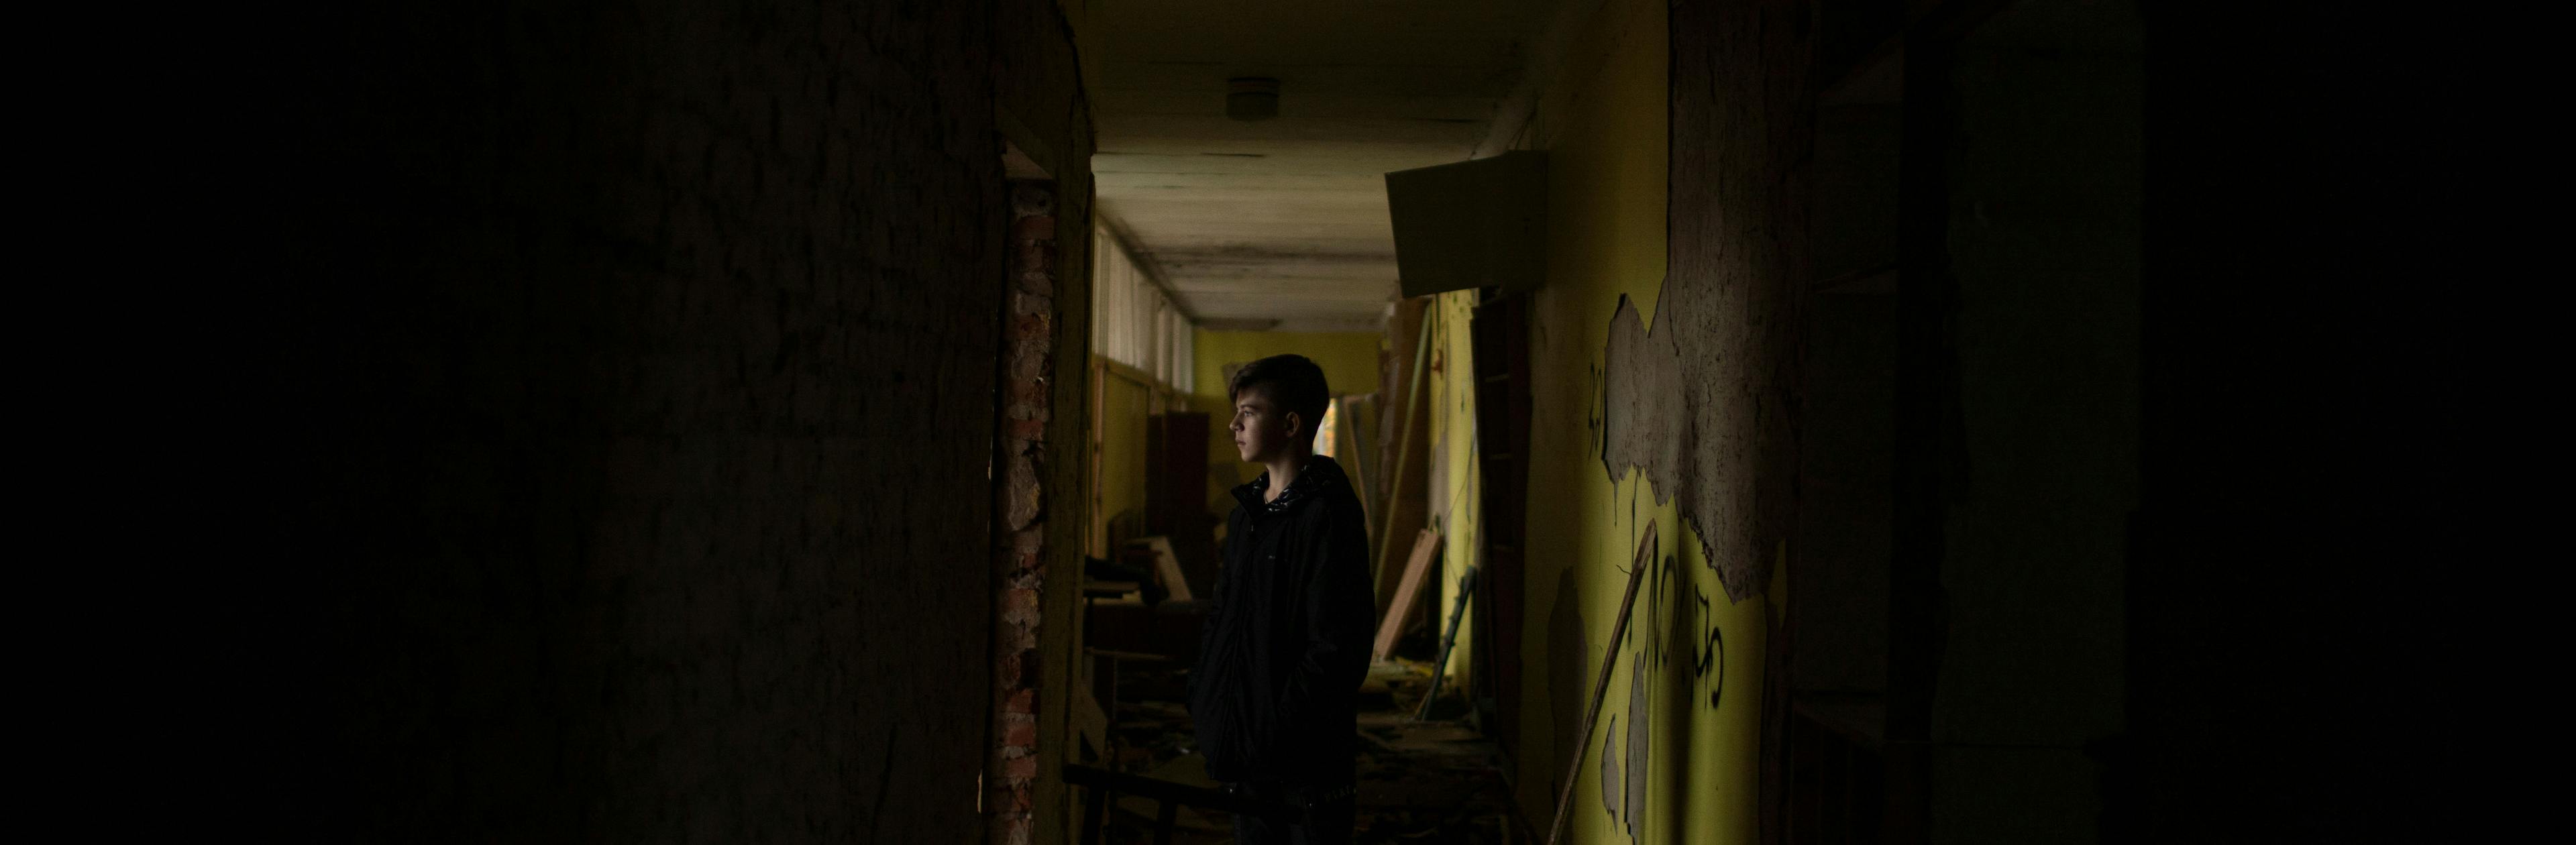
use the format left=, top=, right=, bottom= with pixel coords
left=1569, top=482, right=1735, bottom=839
left=1587, top=520, right=1731, bottom=840
left=1584, top=520, right=1739, bottom=840
left=1695, top=586, right=1724, bottom=710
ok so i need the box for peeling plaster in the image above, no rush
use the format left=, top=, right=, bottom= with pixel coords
left=1598, top=0, right=1811, bottom=604
left=1599, top=714, right=1623, bottom=822
left=1625, top=649, right=1650, bottom=836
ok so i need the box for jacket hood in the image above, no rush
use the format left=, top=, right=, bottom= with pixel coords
left=1231, top=454, right=1353, bottom=515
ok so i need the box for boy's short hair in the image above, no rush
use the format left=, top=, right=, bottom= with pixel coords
left=1228, top=353, right=1332, bottom=441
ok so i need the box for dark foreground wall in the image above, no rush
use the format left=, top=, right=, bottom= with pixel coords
left=2131, top=3, right=2492, bottom=840
left=207, top=2, right=1010, bottom=839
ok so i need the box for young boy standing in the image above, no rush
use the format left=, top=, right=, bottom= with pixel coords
left=1189, top=354, right=1377, bottom=844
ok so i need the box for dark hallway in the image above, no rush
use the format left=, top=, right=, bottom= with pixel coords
left=194, top=0, right=2501, bottom=842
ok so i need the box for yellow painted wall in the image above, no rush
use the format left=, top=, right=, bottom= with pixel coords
left=1428, top=291, right=1481, bottom=685
left=1414, top=2, right=1774, bottom=842
left=1190, top=330, right=1383, bottom=510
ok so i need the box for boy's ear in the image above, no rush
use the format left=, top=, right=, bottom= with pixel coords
left=1281, top=410, right=1303, bottom=440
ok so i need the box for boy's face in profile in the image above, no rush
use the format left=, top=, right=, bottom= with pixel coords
left=1229, top=384, right=1298, bottom=463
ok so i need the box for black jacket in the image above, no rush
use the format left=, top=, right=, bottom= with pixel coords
left=1188, top=455, right=1376, bottom=785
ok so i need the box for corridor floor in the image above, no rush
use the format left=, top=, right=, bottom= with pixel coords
left=1097, top=659, right=1529, bottom=843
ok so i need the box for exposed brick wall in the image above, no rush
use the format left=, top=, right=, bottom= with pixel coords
left=990, top=3, right=1099, bottom=841
left=989, top=180, right=1059, bottom=845
left=235, top=1, right=1013, bottom=839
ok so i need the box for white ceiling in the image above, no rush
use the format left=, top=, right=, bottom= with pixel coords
left=1091, top=0, right=1560, bottom=332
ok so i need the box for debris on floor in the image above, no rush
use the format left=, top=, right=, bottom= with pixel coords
left=1087, top=657, right=1530, bottom=844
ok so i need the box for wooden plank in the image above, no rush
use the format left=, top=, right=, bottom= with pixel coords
left=1073, top=685, right=1110, bottom=764
left=1415, top=564, right=1480, bottom=720
left=1338, top=394, right=1375, bottom=534
left=1372, top=528, right=1444, bottom=660
left=1371, top=303, right=1435, bottom=618
left=1136, top=536, right=1194, bottom=602
left=1083, top=579, right=1141, bottom=598
left=1544, top=522, right=1656, bottom=845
